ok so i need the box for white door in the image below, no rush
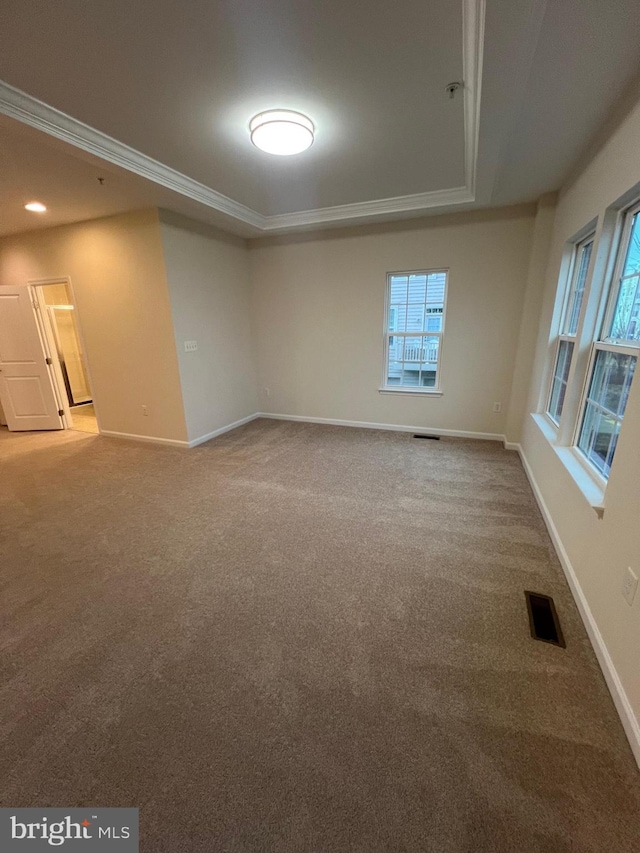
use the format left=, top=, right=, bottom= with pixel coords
left=0, top=286, right=64, bottom=431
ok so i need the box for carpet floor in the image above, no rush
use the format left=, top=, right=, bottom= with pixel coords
left=1, top=419, right=639, bottom=852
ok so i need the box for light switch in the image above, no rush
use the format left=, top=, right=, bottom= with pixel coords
left=184, top=340, right=198, bottom=352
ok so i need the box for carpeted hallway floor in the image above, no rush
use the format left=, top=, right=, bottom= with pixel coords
left=1, top=419, right=639, bottom=852
left=69, top=402, right=99, bottom=434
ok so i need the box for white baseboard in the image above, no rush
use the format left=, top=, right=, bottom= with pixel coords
left=503, top=440, right=521, bottom=451
left=516, top=444, right=640, bottom=769
left=188, top=413, right=260, bottom=448
left=100, top=429, right=189, bottom=447
left=258, top=412, right=505, bottom=442
left=102, top=414, right=506, bottom=447
left=100, top=414, right=260, bottom=449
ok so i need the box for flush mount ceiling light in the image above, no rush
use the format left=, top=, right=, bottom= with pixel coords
left=250, top=110, right=314, bottom=155
left=24, top=201, right=47, bottom=212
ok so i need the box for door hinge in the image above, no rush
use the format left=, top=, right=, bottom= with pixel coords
left=45, top=357, right=52, bottom=365
left=58, top=409, right=64, bottom=417
left=32, top=300, right=40, bottom=310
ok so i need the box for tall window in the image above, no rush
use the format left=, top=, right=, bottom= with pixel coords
left=384, top=270, right=447, bottom=390
left=547, top=234, right=594, bottom=423
left=576, top=204, right=640, bottom=477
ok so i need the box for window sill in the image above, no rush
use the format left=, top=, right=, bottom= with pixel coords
left=378, top=387, right=443, bottom=397
left=530, top=413, right=605, bottom=517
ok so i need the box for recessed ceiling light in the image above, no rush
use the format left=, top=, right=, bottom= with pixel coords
left=25, top=202, right=47, bottom=212
left=250, top=110, right=314, bottom=155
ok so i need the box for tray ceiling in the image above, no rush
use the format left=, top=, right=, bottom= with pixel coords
left=1, top=0, right=639, bottom=237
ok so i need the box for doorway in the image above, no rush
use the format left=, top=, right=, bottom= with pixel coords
left=36, top=282, right=98, bottom=434
left=0, top=279, right=99, bottom=435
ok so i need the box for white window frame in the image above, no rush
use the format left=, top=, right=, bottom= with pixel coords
left=380, top=268, right=448, bottom=396
left=573, top=199, right=640, bottom=482
left=545, top=232, right=595, bottom=426
left=600, top=200, right=640, bottom=345
left=573, top=342, right=637, bottom=484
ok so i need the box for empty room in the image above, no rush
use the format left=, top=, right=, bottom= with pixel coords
left=1, top=1, right=639, bottom=851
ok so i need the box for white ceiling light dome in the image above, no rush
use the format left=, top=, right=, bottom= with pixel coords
left=250, top=110, right=314, bottom=155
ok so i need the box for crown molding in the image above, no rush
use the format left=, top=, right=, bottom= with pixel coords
left=0, top=0, right=485, bottom=234
left=262, top=185, right=474, bottom=232
left=0, top=81, right=267, bottom=231
left=462, top=0, right=485, bottom=197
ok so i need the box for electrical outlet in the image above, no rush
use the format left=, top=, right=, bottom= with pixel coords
left=184, top=340, right=198, bottom=352
left=263, top=387, right=270, bottom=397
left=142, top=404, right=148, bottom=417
left=492, top=402, right=502, bottom=413
left=622, top=567, right=638, bottom=606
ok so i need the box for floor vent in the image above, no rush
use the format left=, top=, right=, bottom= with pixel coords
left=413, top=434, right=440, bottom=440
left=525, top=591, right=565, bottom=647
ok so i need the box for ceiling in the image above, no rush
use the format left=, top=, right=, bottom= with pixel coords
left=0, top=114, right=265, bottom=238
left=1, top=0, right=639, bottom=237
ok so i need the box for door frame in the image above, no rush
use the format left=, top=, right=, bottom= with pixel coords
left=29, top=277, right=101, bottom=433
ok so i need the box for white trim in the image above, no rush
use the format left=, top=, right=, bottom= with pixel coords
left=0, top=0, right=486, bottom=233
left=258, top=412, right=503, bottom=441
left=601, top=198, right=640, bottom=340
left=462, top=0, right=485, bottom=196
left=262, top=186, right=474, bottom=232
left=512, top=442, right=640, bottom=769
left=0, top=80, right=266, bottom=231
left=378, top=388, right=443, bottom=396
left=187, top=413, right=260, bottom=447
left=531, top=413, right=605, bottom=511
left=99, top=430, right=189, bottom=447
left=99, top=413, right=260, bottom=448
left=29, top=276, right=103, bottom=434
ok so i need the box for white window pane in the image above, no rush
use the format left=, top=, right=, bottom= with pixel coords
left=581, top=404, right=613, bottom=475
left=609, top=212, right=640, bottom=342
left=406, top=304, right=424, bottom=332
left=423, top=336, right=439, bottom=362
left=389, top=337, right=404, bottom=362
left=401, top=369, right=420, bottom=386
left=420, top=369, right=437, bottom=387
left=610, top=273, right=640, bottom=342
left=577, top=350, right=636, bottom=477
left=426, top=273, right=446, bottom=307
left=565, top=240, right=592, bottom=335
left=407, top=275, right=427, bottom=303
left=547, top=339, right=574, bottom=423
left=394, top=304, right=408, bottom=332
left=621, top=212, right=640, bottom=277
left=386, top=361, right=403, bottom=385
left=403, top=336, right=423, bottom=361
left=390, top=276, right=408, bottom=303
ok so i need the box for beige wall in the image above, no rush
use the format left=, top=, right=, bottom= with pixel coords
left=159, top=212, right=258, bottom=443
left=504, top=194, right=557, bottom=443
left=250, top=207, right=535, bottom=435
left=0, top=209, right=188, bottom=442
left=518, top=93, right=640, bottom=754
